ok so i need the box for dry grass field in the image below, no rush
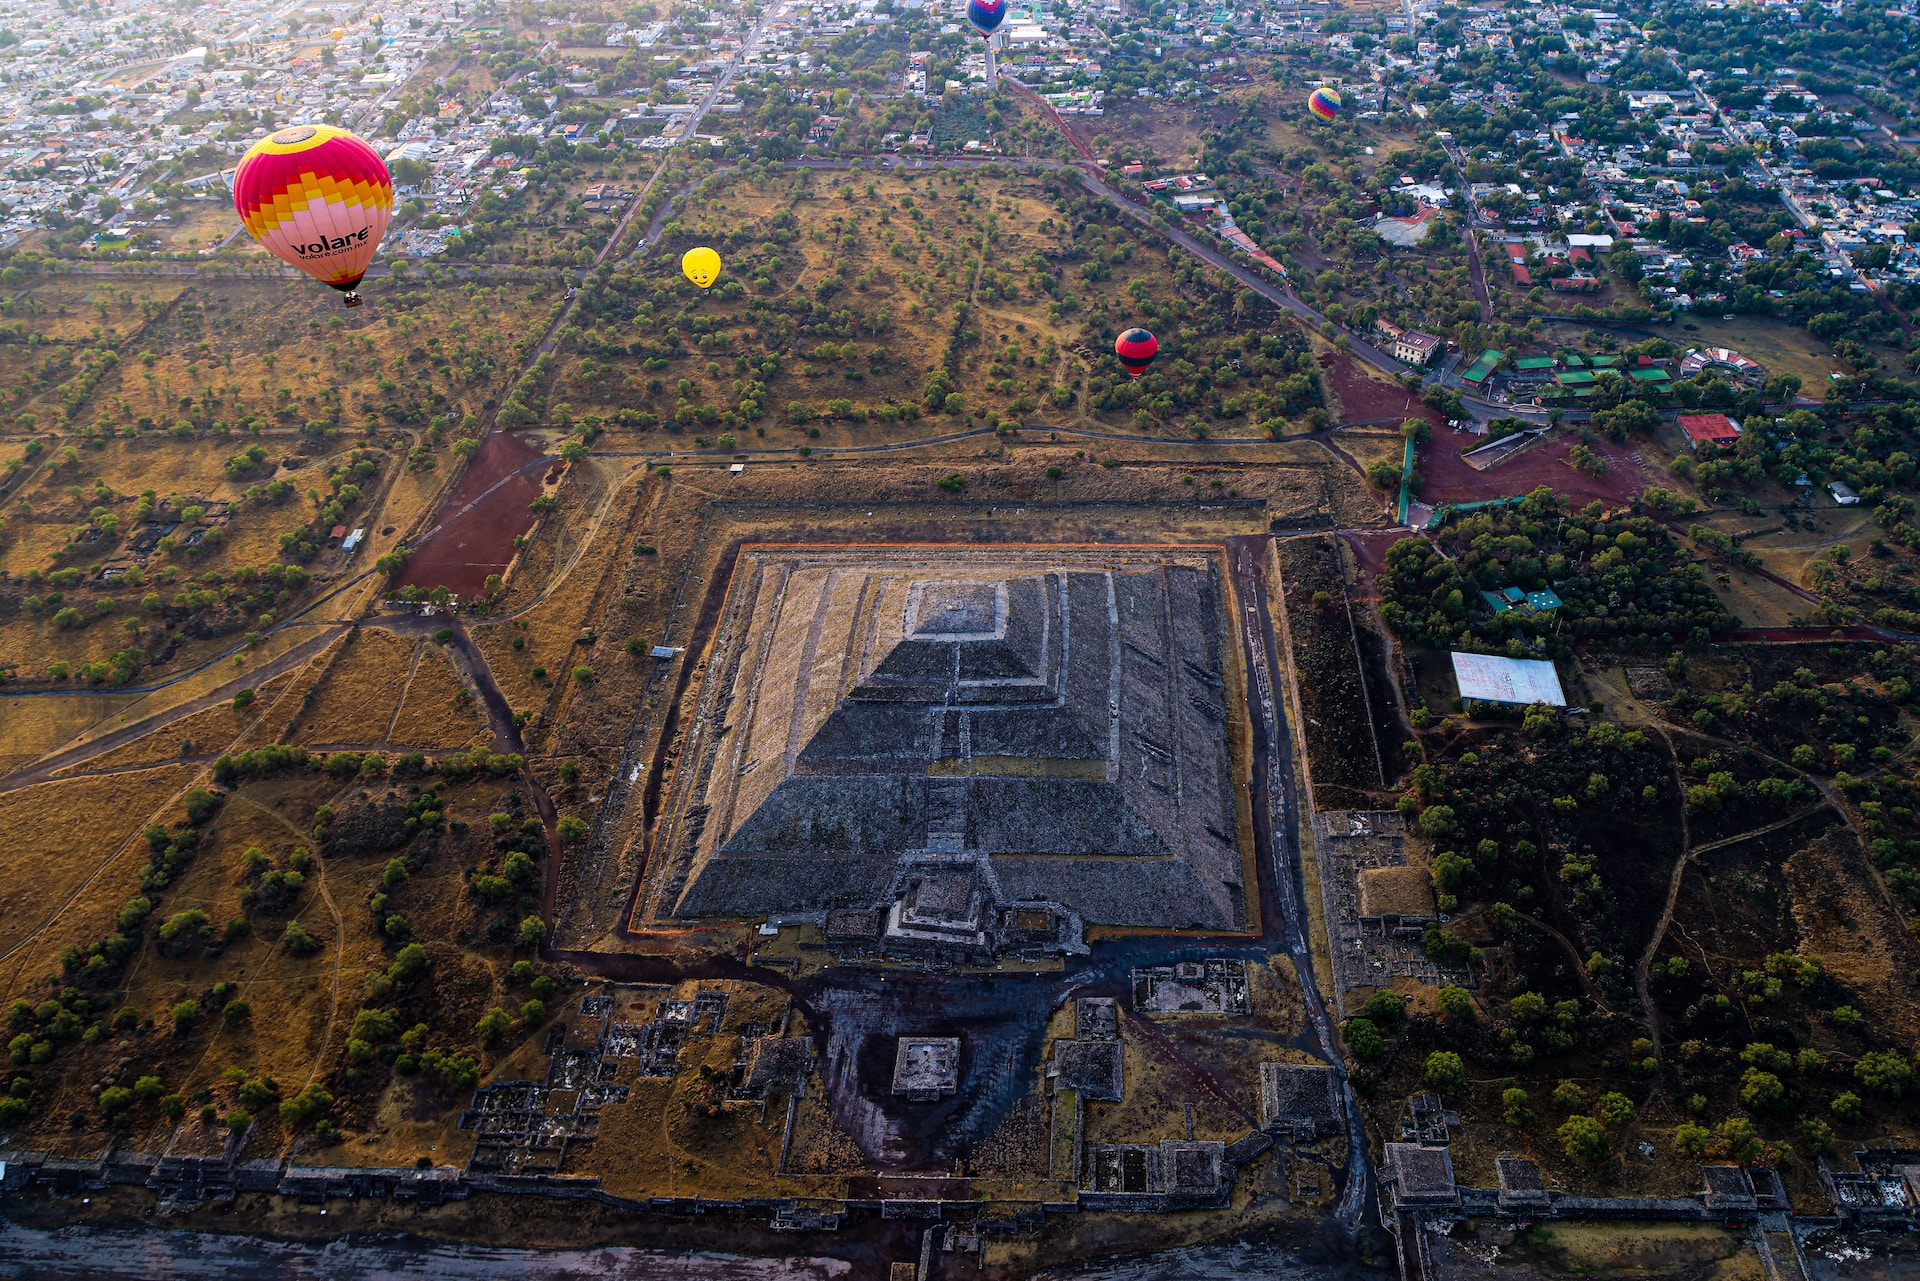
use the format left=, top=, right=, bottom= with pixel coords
left=538, top=165, right=1327, bottom=454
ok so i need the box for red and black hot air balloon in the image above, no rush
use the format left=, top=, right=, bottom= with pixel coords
left=1114, top=327, right=1159, bottom=378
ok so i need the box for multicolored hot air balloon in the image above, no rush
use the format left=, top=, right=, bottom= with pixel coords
left=681, top=246, right=722, bottom=289
left=968, top=0, right=1007, bottom=37
left=1307, top=87, right=1342, bottom=122
left=1114, top=327, right=1159, bottom=378
left=233, top=125, right=393, bottom=307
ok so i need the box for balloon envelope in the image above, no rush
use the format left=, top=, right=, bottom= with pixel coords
left=682, top=246, right=722, bottom=289
left=1114, top=327, right=1158, bottom=378
left=1307, top=87, right=1342, bottom=121
left=233, top=125, right=392, bottom=298
left=968, top=0, right=1007, bottom=35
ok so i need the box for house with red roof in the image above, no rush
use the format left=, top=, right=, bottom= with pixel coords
left=1678, top=413, right=1741, bottom=451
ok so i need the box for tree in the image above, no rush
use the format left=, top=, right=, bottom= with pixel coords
left=475, top=1006, right=512, bottom=1043
left=1424, top=1050, right=1466, bottom=1092
left=1436, top=985, right=1474, bottom=1022
left=1342, top=1017, right=1383, bottom=1061
left=1502, top=1087, right=1535, bottom=1128
left=557, top=816, right=590, bottom=843
left=1510, top=991, right=1549, bottom=1023
left=1711, top=1117, right=1764, bottom=1165
left=1831, top=1091, right=1864, bottom=1121
left=1855, top=1049, right=1914, bottom=1097
left=283, top=919, right=320, bottom=956
left=518, top=915, right=548, bottom=947
left=1740, top=1068, right=1786, bottom=1113
left=1594, top=1091, right=1636, bottom=1128
left=1559, top=1115, right=1610, bottom=1164
left=1674, top=1121, right=1712, bottom=1156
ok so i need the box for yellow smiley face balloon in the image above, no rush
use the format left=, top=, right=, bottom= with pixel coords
left=681, top=246, right=721, bottom=289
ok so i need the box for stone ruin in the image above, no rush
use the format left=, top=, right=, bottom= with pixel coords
left=641, top=545, right=1249, bottom=954
left=1258, top=1062, right=1343, bottom=1140
left=891, top=1037, right=961, bottom=1102
left=1131, top=959, right=1253, bottom=1014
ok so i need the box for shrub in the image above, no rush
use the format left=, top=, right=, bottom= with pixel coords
left=1501, top=1087, right=1535, bottom=1128
left=518, top=915, right=548, bottom=947
left=170, top=1000, right=198, bottom=1033
left=279, top=1083, right=334, bottom=1130
left=556, top=816, right=589, bottom=843
left=1831, top=1091, right=1864, bottom=1121
left=283, top=920, right=320, bottom=956
left=225, top=1107, right=252, bottom=1134
left=1552, top=1079, right=1584, bottom=1110
left=1674, top=1121, right=1711, bottom=1155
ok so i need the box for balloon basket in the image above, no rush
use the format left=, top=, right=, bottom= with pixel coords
left=342, top=292, right=363, bottom=308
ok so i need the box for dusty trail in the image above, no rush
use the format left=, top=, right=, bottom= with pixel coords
left=1505, top=909, right=1613, bottom=1012
left=1632, top=798, right=1831, bottom=1053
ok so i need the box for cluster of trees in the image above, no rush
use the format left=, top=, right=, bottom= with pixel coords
left=1668, top=652, right=1910, bottom=766
left=1377, top=487, right=1733, bottom=654
left=1405, top=713, right=1677, bottom=991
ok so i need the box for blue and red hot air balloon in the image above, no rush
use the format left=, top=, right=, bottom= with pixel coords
left=968, top=0, right=1007, bottom=36
left=1114, top=328, right=1159, bottom=378
left=1307, top=87, right=1342, bottom=122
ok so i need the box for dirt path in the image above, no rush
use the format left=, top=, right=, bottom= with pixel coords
left=0, top=647, right=347, bottom=984
left=1506, top=908, right=1614, bottom=1012
left=382, top=642, right=427, bottom=745
left=172, top=795, right=345, bottom=1092
left=1632, top=799, right=1830, bottom=1056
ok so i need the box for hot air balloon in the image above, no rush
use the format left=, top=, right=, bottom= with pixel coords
left=681, top=246, right=721, bottom=289
left=1114, top=328, right=1158, bottom=378
left=232, top=125, right=393, bottom=307
left=968, top=0, right=1007, bottom=37
left=1307, top=87, right=1342, bottom=122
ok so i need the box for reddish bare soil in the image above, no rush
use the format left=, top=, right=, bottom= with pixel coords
left=1319, top=352, right=1439, bottom=426
left=398, top=431, right=552, bottom=598
left=1341, top=529, right=1409, bottom=585
left=1415, top=429, right=1656, bottom=510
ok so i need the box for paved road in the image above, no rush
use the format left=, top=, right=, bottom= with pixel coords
left=1229, top=535, right=1375, bottom=1236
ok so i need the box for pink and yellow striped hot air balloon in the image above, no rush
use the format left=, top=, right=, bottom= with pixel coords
left=1307, top=87, right=1342, bottom=122
left=232, top=124, right=394, bottom=307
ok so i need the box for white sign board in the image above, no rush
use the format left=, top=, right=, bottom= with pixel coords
left=1450, top=652, right=1566, bottom=707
